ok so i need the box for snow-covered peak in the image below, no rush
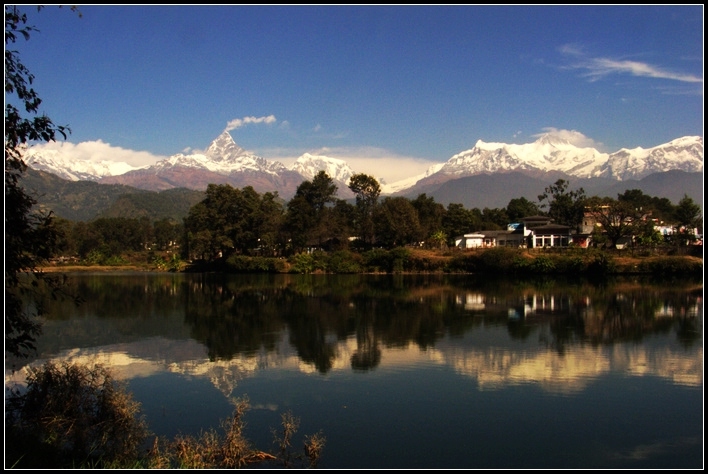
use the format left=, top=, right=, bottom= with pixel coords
left=442, top=137, right=610, bottom=178
left=434, top=135, right=702, bottom=184
left=381, top=162, right=445, bottom=194
left=290, top=153, right=356, bottom=183
left=154, top=133, right=288, bottom=175
left=532, top=132, right=573, bottom=147
left=599, top=135, right=703, bottom=180
left=473, top=139, right=507, bottom=151
left=204, top=131, right=248, bottom=162
left=23, top=146, right=142, bottom=181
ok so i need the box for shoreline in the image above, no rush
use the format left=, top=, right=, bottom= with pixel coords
left=37, top=265, right=155, bottom=273
left=35, top=250, right=703, bottom=276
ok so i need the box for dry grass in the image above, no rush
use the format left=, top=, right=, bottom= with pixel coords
left=144, top=398, right=323, bottom=469
left=8, top=365, right=325, bottom=469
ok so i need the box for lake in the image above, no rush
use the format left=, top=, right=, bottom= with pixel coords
left=5, top=272, right=703, bottom=469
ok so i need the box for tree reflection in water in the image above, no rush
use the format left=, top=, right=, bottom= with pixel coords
left=9, top=272, right=701, bottom=469
left=29, top=273, right=702, bottom=373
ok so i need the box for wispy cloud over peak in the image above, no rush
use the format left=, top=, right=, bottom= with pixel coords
left=532, top=128, right=604, bottom=150
left=225, top=115, right=277, bottom=132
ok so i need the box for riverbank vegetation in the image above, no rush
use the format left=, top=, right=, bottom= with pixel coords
left=6, top=361, right=324, bottom=469
left=44, top=246, right=703, bottom=279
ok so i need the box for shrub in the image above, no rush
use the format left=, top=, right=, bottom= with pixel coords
left=289, top=253, right=316, bottom=274
left=362, top=248, right=390, bottom=272
left=326, top=250, right=363, bottom=273
left=511, top=254, right=533, bottom=272
left=637, top=256, right=703, bottom=276
left=6, top=361, right=149, bottom=468
left=477, top=247, right=521, bottom=274
left=529, top=255, right=555, bottom=274
left=225, top=255, right=285, bottom=273
left=561, top=255, right=587, bottom=274
left=361, top=247, right=411, bottom=273
left=389, top=247, right=411, bottom=273
left=586, top=253, right=617, bottom=276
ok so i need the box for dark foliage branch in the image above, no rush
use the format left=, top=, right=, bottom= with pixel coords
left=5, top=5, right=80, bottom=357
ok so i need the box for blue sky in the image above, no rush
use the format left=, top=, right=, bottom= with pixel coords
left=11, top=5, right=704, bottom=182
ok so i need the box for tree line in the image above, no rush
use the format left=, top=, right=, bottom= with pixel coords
left=48, top=170, right=703, bottom=265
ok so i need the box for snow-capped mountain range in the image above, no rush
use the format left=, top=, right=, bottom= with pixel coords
left=435, top=134, right=703, bottom=181
left=23, top=131, right=703, bottom=199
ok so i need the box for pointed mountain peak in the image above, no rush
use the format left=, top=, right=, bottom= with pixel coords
left=217, top=130, right=235, bottom=141
left=205, top=131, right=247, bottom=161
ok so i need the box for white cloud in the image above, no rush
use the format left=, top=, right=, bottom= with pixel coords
left=225, top=115, right=277, bottom=132
left=559, top=44, right=703, bottom=84
left=27, top=140, right=168, bottom=167
left=532, top=128, right=604, bottom=149
left=257, top=145, right=440, bottom=184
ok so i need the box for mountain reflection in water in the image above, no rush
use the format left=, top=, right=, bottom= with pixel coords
left=5, top=273, right=703, bottom=469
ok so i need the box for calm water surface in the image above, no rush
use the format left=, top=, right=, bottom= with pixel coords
left=5, top=273, right=703, bottom=469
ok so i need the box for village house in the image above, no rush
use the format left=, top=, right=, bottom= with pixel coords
left=455, top=215, right=574, bottom=249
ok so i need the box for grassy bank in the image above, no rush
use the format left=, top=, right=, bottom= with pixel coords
left=39, top=247, right=703, bottom=278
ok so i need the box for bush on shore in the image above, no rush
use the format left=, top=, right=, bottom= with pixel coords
left=6, top=362, right=325, bottom=469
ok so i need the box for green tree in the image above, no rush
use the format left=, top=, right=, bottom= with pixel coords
left=284, top=171, right=338, bottom=252
left=90, top=217, right=148, bottom=255
left=506, top=197, right=540, bottom=222
left=52, top=216, right=78, bottom=256
left=319, top=199, right=355, bottom=251
left=480, top=207, right=509, bottom=230
left=442, top=203, right=480, bottom=244
left=153, top=217, right=182, bottom=251
left=616, top=189, right=653, bottom=211
left=71, top=220, right=103, bottom=259
left=348, top=173, right=381, bottom=247
left=647, top=196, right=678, bottom=225
left=537, top=179, right=586, bottom=230
left=5, top=6, right=78, bottom=357
left=183, top=184, right=282, bottom=261
left=428, top=229, right=448, bottom=250
left=411, top=193, right=445, bottom=247
left=634, top=218, right=663, bottom=248
left=373, top=196, right=421, bottom=248
left=308, top=171, right=338, bottom=212
left=617, top=189, right=675, bottom=226
left=284, top=194, right=316, bottom=253
left=673, top=194, right=702, bottom=246
left=255, top=191, right=285, bottom=256
left=584, top=196, right=643, bottom=249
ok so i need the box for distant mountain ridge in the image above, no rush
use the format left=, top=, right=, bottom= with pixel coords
left=405, top=135, right=702, bottom=192
left=23, top=132, right=702, bottom=211
left=401, top=170, right=703, bottom=212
